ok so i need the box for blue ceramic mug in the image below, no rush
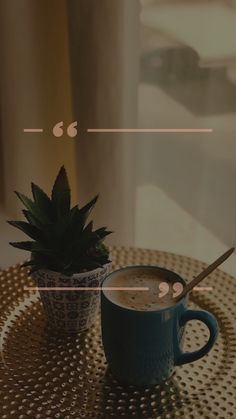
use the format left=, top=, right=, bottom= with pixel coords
left=101, top=265, right=218, bottom=386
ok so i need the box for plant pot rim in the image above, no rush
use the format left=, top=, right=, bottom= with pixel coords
left=32, top=263, right=111, bottom=279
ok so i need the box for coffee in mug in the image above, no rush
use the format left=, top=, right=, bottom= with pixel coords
left=104, top=267, right=176, bottom=311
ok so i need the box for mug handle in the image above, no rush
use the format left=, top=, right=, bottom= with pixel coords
left=175, top=309, right=218, bottom=366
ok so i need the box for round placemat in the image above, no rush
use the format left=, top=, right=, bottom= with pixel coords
left=0, top=247, right=235, bottom=418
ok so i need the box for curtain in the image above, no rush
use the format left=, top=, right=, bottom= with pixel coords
left=67, top=0, right=139, bottom=245
left=0, top=0, right=139, bottom=246
left=0, top=0, right=77, bottom=217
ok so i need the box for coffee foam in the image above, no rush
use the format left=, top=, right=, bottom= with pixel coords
left=104, top=268, right=176, bottom=311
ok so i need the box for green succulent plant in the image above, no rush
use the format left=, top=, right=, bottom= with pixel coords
left=8, top=166, right=112, bottom=275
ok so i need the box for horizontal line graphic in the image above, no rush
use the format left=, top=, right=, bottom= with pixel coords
left=24, top=287, right=150, bottom=291
left=87, top=128, right=213, bottom=133
left=24, top=286, right=213, bottom=292
left=23, top=128, right=44, bottom=133
left=23, top=128, right=213, bottom=134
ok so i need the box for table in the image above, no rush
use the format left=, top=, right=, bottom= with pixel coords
left=0, top=247, right=235, bottom=418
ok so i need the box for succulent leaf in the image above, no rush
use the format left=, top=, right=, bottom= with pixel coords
left=31, top=183, right=53, bottom=219
left=10, top=241, right=35, bottom=251
left=15, top=192, right=42, bottom=221
left=21, top=260, right=35, bottom=268
left=79, top=195, right=98, bottom=219
left=22, top=210, right=41, bottom=228
left=95, top=227, right=113, bottom=240
left=83, top=221, right=93, bottom=234
left=51, top=166, right=70, bottom=217
left=7, top=221, right=43, bottom=242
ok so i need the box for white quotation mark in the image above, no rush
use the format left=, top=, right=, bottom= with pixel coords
left=158, top=282, right=183, bottom=298
left=52, top=121, right=78, bottom=138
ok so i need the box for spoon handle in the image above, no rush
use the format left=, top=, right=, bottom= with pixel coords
left=176, top=247, right=235, bottom=301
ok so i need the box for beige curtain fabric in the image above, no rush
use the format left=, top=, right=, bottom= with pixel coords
left=0, top=0, right=77, bottom=217
left=68, top=0, right=139, bottom=245
left=0, top=0, right=139, bottom=246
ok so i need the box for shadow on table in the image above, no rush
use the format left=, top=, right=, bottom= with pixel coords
left=98, top=367, right=190, bottom=418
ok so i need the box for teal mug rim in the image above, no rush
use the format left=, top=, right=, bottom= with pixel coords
left=101, top=265, right=188, bottom=314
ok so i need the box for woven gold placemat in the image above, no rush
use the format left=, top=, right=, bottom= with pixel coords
left=0, top=247, right=235, bottom=418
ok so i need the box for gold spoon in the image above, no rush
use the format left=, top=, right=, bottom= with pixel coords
left=175, top=247, right=235, bottom=301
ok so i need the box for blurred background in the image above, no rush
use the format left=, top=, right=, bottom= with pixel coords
left=0, top=0, right=236, bottom=275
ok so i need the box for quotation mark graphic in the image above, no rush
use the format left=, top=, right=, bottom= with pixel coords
left=52, top=121, right=78, bottom=138
left=158, top=282, right=184, bottom=298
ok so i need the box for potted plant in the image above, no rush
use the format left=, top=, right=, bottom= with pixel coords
left=8, top=166, right=112, bottom=333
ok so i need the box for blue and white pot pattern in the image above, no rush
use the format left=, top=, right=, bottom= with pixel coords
left=33, top=265, right=110, bottom=333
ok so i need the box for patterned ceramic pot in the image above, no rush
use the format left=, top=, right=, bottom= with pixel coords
left=33, top=264, right=110, bottom=333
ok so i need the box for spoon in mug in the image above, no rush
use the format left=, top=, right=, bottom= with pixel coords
left=175, top=247, right=235, bottom=301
